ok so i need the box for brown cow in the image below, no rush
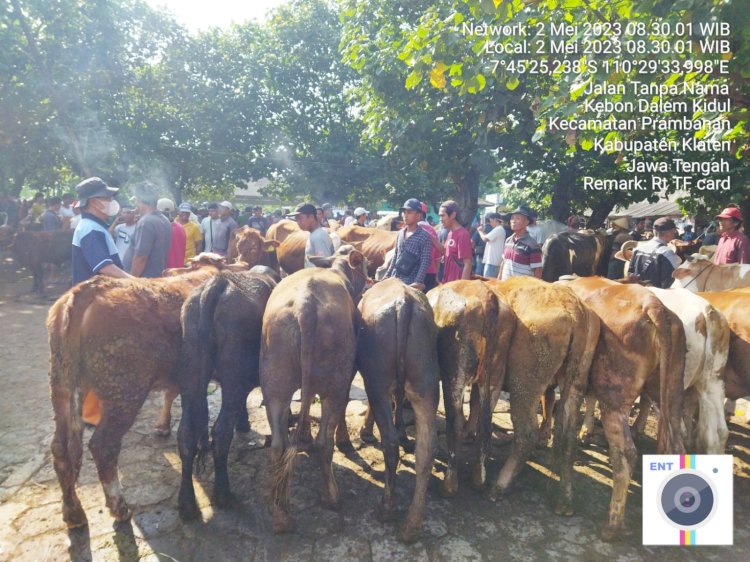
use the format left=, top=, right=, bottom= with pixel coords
left=357, top=278, right=439, bottom=543
left=483, top=278, right=599, bottom=520
left=698, top=289, right=750, bottom=402
left=427, top=280, right=516, bottom=497
left=10, top=228, right=73, bottom=293
left=265, top=218, right=300, bottom=243
left=225, top=226, right=280, bottom=271
left=277, top=230, right=309, bottom=275
left=562, top=276, right=686, bottom=540
left=48, top=266, right=226, bottom=528
left=337, top=224, right=397, bottom=276
left=261, top=245, right=368, bottom=534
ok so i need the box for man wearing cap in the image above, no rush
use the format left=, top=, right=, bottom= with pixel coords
left=123, top=181, right=171, bottom=277
left=476, top=212, right=507, bottom=278
left=629, top=217, right=646, bottom=241
left=385, top=198, right=433, bottom=290
left=607, top=217, right=633, bottom=280
left=247, top=205, right=268, bottom=235
left=176, top=202, right=202, bottom=261
left=211, top=201, right=239, bottom=256
left=439, top=200, right=473, bottom=283
left=353, top=207, right=369, bottom=227
left=72, top=177, right=133, bottom=428
left=201, top=203, right=220, bottom=253
left=157, top=198, right=186, bottom=269
left=500, top=205, right=543, bottom=280
left=108, top=204, right=137, bottom=261
left=629, top=217, right=680, bottom=288
left=292, top=203, right=334, bottom=267
left=713, top=207, right=750, bottom=265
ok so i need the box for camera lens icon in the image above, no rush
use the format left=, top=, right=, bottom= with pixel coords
left=660, top=472, right=715, bottom=527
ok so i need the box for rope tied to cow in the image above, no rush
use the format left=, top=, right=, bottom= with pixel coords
left=679, top=261, right=714, bottom=290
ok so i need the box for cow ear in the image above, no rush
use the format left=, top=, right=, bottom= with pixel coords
left=348, top=249, right=365, bottom=269
left=263, top=239, right=280, bottom=251
left=350, top=240, right=363, bottom=251
left=309, top=255, right=335, bottom=269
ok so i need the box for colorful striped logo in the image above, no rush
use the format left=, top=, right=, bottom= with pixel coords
left=680, top=454, right=696, bottom=469
left=680, top=529, right=696, bottom=545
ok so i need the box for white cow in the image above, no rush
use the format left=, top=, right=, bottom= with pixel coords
left=672, top=254, right=750, bottom=292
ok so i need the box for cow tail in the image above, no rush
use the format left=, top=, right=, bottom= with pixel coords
left=650, top=306, right=685, bottom=454
left=189, top=274, right=230, bottom=474
left=395, top=292, right=414, bottom=389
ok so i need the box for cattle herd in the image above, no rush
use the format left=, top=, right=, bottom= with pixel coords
left=1, top=220, right=740, bottom=545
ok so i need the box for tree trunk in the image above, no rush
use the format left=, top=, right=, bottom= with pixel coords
left=588, top=200, right=616, bottom=229
left=450, top=168, right=480, bottom=228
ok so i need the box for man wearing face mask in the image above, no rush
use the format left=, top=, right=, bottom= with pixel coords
left=71, top=177, right=132, bottom=285
left=72, top=177, right=133, bottom=428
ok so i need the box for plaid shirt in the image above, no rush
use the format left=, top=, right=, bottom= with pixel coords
left=386, top=226, right=433, bottom=285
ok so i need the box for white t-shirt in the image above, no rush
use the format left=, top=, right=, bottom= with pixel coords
left=482, top=226, right=507, bottom=266
left=113, top=223, right=137, bottom=261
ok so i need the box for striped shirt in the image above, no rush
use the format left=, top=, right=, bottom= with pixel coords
left=500, top=232, right=542, bottom=280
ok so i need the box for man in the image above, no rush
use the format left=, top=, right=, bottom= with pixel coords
left=629, top=217, right=681, bottom=288
left=109, top=205, right=137, bottom=261
left=439, top=200, right=473, bottom=283
left=59, top=193, right=75, bottom=227
left=607, top=217, right=633, bottom=280
left=713, top=207, right=750, bottom=264
left=71, top=177, right=133, bottom=427
left=629, top=218, right=646, bottom=241
left=566, top=215, right=582, bottom=231
left=212, top=200, right=238, bottom=256
left=123, top=182, right=171, bottom=277
left=177, top=202, right=202, bottom=261
left=291, top=202, right=334, bottom=267
left=682, top=224, right=696, bottom=242
left=385, top=198, right=433, bottom=290
left=41, top=196, right=62, bottom=231
left=201, top=202, right=220, bottom=253
left=477, top=212, right=506, bottom=278
left=157, top=198, right=186, bottom=269
left=500, top=205, right=543, bottom=280
left=247, top=205, right=268, bottom=235
left=353, top=207, right=368, bottom=227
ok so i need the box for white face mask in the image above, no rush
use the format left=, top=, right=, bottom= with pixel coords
left=106, top=199, right=120, bottom=218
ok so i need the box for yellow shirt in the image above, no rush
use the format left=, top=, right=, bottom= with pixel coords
left=179, top=220, right=202, bottom=261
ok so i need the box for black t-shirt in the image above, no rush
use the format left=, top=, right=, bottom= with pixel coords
left=247, top=215, right=268, bottom=235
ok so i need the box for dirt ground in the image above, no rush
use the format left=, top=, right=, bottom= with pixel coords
left=0, top=251, right=748, bottom=562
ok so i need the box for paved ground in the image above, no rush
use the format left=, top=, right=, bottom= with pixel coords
left=0, top=252, right=749, bottom=561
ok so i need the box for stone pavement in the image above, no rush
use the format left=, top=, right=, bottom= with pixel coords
left=0, top=259, right=749, bottom=561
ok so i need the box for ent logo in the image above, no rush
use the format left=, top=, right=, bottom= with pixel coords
left=650, top=462, right=674, bottom=471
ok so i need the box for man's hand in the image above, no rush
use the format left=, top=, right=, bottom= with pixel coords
left=409, top=282, right=425, bottom=291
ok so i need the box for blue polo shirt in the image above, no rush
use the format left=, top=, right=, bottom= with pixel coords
left=72, top=212, right=123, bottom=284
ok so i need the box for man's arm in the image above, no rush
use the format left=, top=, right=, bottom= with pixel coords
left=461, top=257, right=473, bottom=280
left=99, top=264, right=133, bottom=278
left=130, top=255, right=148, bottom=277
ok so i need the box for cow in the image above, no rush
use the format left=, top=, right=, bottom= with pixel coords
left=277, top=230, right=309, bottom=275
left=337, top=224, right=397, bottom=276
left=177, top=267, right=278, bottom=520
left=628, top=288, right=729, bottom=455
left=672, top=254, right=750, bottom=292
left=225, top=226, right=280, bottom=272
left=356, top=278, right=439, bottom=543
left=698, top=289, right=750, bottom=405
left=541, top=230, right=611, bottom=282
left=260, top=245, right=368, bottom=534
left=47, top=264, right=228, bottom=528
left=561, top=276, right=686, bottom=540
left=427, top=280, right=516, bottom=498
left=265, top=218, right=300, bottom=244
left=9, top=228, right=73, bottom=293
left=483, top=278, right=599, bottom=521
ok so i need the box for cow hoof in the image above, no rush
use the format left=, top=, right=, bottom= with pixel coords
left=439, top=478, right=458, bottom=498
left=320, top=496, right=341, bottom=512
left=359, top=430, right=377, bottom=444
left=214, top=488, right=233, bottom=509
left=63, top=505, right=88, bottom=529
left=235, top=418, right=251, bottom=433
left=600, top=524, right=625, bottom=542
left=336, top=440, right=356, bottom=456
left=272, top=511, right=296, bottom=534
left=153, top=426, right=171, bottom=437
left=400, top=438, right=415, bottom=454
left=397, top=523, right=420, bottom=545
left=179, top=501, right=201, bottom=521
left=554, top=502, right=574, bottom=517
left=376, top=503, right=398, bottom=523
left=111, top=503, right=132, bottom=523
